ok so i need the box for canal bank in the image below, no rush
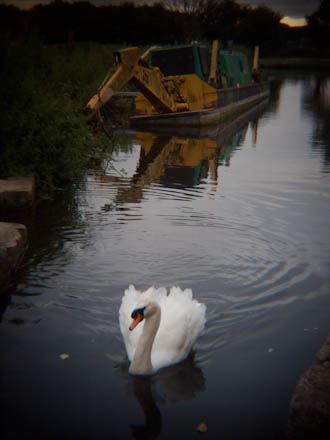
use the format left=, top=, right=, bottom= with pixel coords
left=287, top=333, right=330, bottom=439
left=0, top=175, right=34, bottom=289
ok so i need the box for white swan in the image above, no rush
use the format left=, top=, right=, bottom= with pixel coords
left=119, top=285, right=206, bottom=375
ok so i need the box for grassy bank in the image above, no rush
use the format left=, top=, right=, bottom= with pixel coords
left=0, top=33, right=128, bottom=195
left=260, top=57, right=330, bottom=69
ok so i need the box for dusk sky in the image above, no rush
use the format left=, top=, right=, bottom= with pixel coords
left=2, top=0, right=321, bottom=26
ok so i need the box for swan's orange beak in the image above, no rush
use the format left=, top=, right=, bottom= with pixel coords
left=129, top=311, right=144, bottom=331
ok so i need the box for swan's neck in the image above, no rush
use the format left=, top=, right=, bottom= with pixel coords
left=129, top=306, right=161, bottom=375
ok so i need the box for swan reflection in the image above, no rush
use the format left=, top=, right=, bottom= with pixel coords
left=120, top=354, right=205, bottom=439
left=131, top=377, right=162, bottom=440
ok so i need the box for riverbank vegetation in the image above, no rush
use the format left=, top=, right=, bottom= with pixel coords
left=260, top=57, right=330, bottom=70
left=0, top=33, right=131, bottom=194
left=1, top=0, right=329, bottom=195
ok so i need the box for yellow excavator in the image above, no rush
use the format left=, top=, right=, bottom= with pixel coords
left=86, top=41, right=266, bottom=126
left=86, top=42, right=220, bottom=116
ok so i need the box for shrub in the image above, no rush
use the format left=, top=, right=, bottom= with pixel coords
left=0, top=32, right=121, bottom=194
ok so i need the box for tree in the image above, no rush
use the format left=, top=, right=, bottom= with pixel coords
left=197, top=0, right=242, bottom=42
left=197, top=0, right=283, bottom=54
left=238, top=5, right=283, bottom=54
left=162, top=0, right=200, bottom=14
left=306, top=0, right=330, bottom=50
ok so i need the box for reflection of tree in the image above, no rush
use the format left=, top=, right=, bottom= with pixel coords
left=0, top=184, right=88, bottom=321
left=267, top=77, right=283, bottom=115
left=27, top=187, right=86, bottom=265
left=302, top=77, right=330, bottom=171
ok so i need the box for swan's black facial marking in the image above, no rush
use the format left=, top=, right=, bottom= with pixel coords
left=131, top=306, right=146, bottom=320
left=129, top=306, right=146, bottom=331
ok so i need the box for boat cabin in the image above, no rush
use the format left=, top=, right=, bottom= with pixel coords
left=148, top=43, right=253, bottom=88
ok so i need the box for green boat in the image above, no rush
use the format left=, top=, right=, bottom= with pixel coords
left=86, top=41, right=270, bottom=127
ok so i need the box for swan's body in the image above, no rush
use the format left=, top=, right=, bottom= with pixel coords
left=119, top=285, right=206, bottom=375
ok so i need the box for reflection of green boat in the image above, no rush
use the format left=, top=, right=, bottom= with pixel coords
left=135, top=99, right=267, bottom=186
left=87, top=41, right=269, bottom=127
left=98, top=99, right=268, bottom=205
left=94, top=100, right=267, bottom=208
left=218, top=130, right=246, bottom=167
left=133, top=97, right=268, bottom=140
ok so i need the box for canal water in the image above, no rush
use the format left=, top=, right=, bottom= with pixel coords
left=1, top=74, right=330, bottom=440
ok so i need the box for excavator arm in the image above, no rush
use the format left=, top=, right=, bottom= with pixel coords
left=86, top=47, right=140, bottom=112
left=86, top=47, right=183, bottom=114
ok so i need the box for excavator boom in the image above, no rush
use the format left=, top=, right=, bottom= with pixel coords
left=86, top=47, right=178, bottom=113
left=86, top=47, right=140, bottom=112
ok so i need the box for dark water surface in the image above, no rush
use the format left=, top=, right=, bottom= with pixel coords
left=1, top=74, right=330, bottom=439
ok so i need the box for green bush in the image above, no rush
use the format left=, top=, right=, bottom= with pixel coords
left=0, top=33, right=122, bottom=194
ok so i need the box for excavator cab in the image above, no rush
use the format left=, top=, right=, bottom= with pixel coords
left=148, top=44, right=211, bottom=82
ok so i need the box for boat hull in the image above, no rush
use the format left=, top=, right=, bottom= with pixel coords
left=130, top=82, right=270, bottom=127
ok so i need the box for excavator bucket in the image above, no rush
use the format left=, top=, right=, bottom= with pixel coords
left=85, top=46, right=179, bottom=114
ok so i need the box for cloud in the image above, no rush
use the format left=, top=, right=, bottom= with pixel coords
left=238, top=0, right=319, bottom=18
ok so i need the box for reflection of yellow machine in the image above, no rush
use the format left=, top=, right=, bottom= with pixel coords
left=137, top=132, right=217, bottom=168
left=135, top=132, right=221, bottom=187
left=136, top=132, right=217, bottom=178
left=86, top=42, right=268, bottom=126
left=94, top=99, right=267, bottom=206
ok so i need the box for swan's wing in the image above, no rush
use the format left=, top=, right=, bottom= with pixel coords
left=152, top=287, right=206, bottom=371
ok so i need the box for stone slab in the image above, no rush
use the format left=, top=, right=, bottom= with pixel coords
left=287, top=333, right=330, bottom=439
left=0, top=175, right=35, bottom=210
left=0, top=222, right=28, bottom=288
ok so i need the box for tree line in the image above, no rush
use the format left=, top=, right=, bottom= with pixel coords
left=1, top=0, right=329, bottom=55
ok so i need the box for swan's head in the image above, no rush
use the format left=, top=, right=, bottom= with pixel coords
left=129, top=298, right=159, bottom=331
